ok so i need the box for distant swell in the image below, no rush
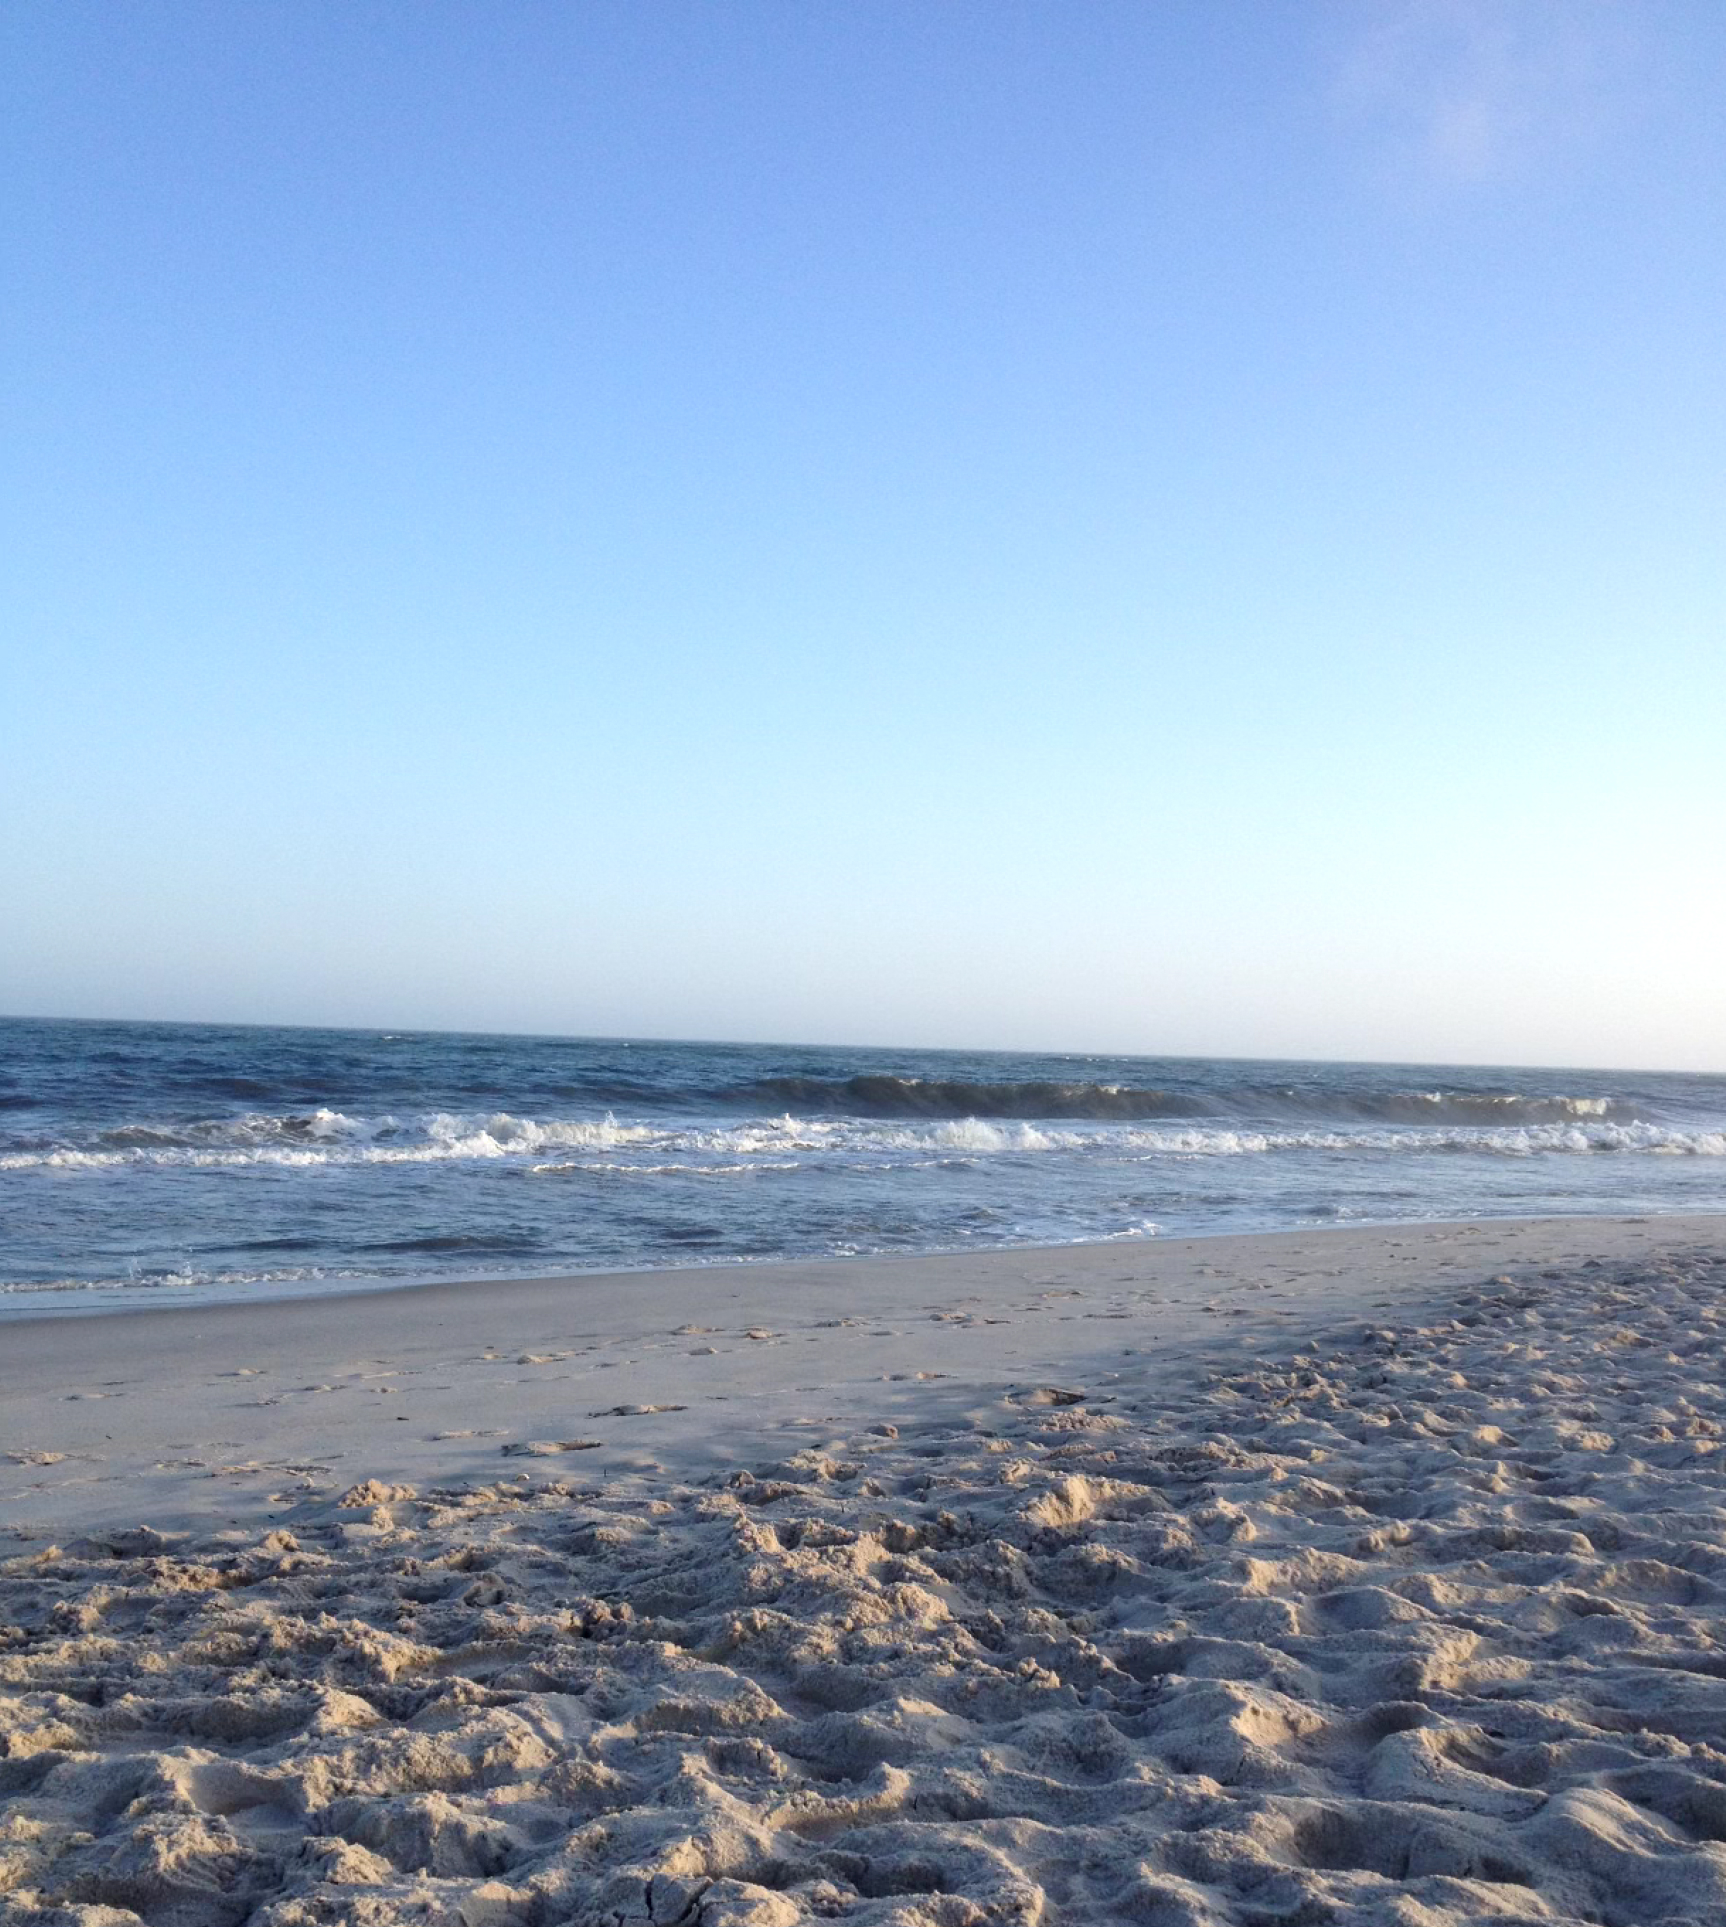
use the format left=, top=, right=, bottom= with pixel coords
left=734, top=1076, right=1209, bottom=1119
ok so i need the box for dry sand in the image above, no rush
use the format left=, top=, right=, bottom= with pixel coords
left=4, top=1214, right=1726, bottom=1925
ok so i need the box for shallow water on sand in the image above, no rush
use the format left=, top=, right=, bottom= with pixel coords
left=1, top=1017, right=1722, bottom=1310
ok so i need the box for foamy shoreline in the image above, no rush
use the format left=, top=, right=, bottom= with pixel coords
left=5, top=1214, right=1726, bottom=1924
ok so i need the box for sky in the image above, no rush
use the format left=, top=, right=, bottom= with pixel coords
left=3, top=0, right=1723, bottom=1069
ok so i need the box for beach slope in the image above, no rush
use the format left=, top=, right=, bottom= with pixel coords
left=4, top=1215, right=1726, bottom=1924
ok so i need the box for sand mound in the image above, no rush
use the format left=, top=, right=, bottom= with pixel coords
left=6, top=1248, right=1726, bottom=1924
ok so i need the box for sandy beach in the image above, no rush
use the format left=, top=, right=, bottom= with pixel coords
left=6, top=1213, right=1726, bottom=1924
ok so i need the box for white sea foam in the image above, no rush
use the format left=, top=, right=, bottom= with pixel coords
left=1121, top=1121, right=1726, bottom=1158
left=531, top=1160, right=805, bottom=1177
left=919, top=1119, right=1071, bottom=1153
left=0, top=1261, right=349, bottom=1297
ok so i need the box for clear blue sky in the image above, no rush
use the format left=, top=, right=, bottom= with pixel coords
left=3, top=1, right=1722, bottom=1068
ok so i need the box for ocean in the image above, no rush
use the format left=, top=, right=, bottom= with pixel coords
left=1, top=1016, right=1721, bottom=1315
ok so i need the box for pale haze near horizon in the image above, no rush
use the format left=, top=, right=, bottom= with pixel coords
left=3, top=2, right=1722, bottom=1073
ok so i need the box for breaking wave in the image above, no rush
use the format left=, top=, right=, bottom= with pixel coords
left=1247, top=1089, right=1623, bottom=1125
left=734, top=1075, right=1210, bottom=1118
left=3, top=1106, right=1722, bottom=1172
left=730, top=1075, right=1629, bottom=1126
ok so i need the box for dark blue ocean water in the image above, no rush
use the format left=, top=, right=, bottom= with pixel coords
left=1, top=1017, right=1722, bottom=1314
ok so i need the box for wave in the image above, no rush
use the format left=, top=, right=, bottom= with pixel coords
left=728, top=1075, right=1629, bottom=1126
left=0, top=1077, right=1645, bottom=1161
left=92, top=1108, right=366, bottom=1150
left=732, top=1075, right=1210, bottom=1119
left=3, top=1106, right=1724, bottom=1172
left=900, top=1119, right=1725, bottom=1159
left=1248, top=1088, right=1622, bottom=1125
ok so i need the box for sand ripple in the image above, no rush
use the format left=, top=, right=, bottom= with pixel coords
left=6, top=1249, right=1726, bottom=1924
